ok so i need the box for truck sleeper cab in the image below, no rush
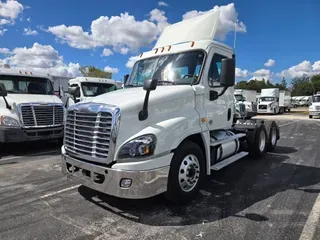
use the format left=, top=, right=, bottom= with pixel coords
left=61, top=11, right=280, bottom=204
left=0, top=69, right=65, bottom=146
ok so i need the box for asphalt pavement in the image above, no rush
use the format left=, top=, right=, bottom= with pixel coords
left=1, top=119, right=320, bottom=240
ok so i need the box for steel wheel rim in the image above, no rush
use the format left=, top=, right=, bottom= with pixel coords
left=178, top=154, right=200, bottom=192
left=259, top=130, right=266, bottom=152
left=271, top=127, right=277, bottom=146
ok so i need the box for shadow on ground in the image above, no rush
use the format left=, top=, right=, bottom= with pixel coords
left=0, top=140, right=61, bottom=159
left=78, top=145, right=320, bottom=226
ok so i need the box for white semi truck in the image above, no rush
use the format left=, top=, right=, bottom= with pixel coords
left=258, top=88, right=280, bottom=114
left=309, top=92, right=320, bottom=119
left=65, top=77, right=120, bottom=108
left=234, top=89, right=257, bottom=118
left=0, top=68, right=65, bottom=146
left=61, top=11, right=280, bottom=203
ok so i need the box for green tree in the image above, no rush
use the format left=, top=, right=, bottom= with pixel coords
left=291, top=74, right=313, bottom=96
left=280, top=77, right=287, bottom=90
left=79, top=66, right=112, bottom=78
left=235, top=81, right=247, bottom=89
left=311, top=74, right=320, bottom=94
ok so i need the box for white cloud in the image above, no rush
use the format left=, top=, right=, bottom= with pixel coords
left=0, top=18, right=10, bottom=25
left=149, top=8, right=169, bottom=32
left=158, top=1, right=168, bottom=7
left=312, top=61, right=320, bottom=72
left=48, top=10, right=168, bottom=51
left=251, top=68, right=272, bottom=81
left=182, top=3, right=246, bottom=41
left=104, top=66, right=119, bottom=74
left=280, top=60, right=320, bottom=79
left=0, top=28, right=7, bottom=35
left=119, top=47, right=129, bottom=55
left=101, top=48, right=113, bottom=57
left=264, top=59, right=275, bottom=67
left=126, top=56, right=139, bottom=68
left=26, top=17, right=31, bottom=22
left=0, top=0, right=23, bottom=30
left=235, top=68, right=248, bottom=78
left=0, top=47, right=10, bottom=54
left=23, top=27, right=38, bottom=36
left=0, top=43, right=81, bottom=77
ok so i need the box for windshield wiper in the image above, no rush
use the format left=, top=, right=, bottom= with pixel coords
left=125, top=84, right=141, bottom=88
left=157, top=81, right=176, bottom=85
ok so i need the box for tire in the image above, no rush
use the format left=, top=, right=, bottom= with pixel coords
left=309, top=115, right=313, bottom=119
left=248, top=125, right=268, bottom=158
left=273, top=108, right=277, bottom=115
left=164, top=141, right=205, bottom=204
left=267, top=122, right=278, bottom=152
left=288, top=108, right=291, bottom=112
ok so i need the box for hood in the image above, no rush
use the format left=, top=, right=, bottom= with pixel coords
left=79, top=85, right=195, bottom=113
left=4, top=94, right=63, bottom=106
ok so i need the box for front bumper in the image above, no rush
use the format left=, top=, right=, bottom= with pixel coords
left=258, top=107, right=274, bottom=114
left=309, top=111, right=320, bottom=116
left=245, top=110, right=257, bottom=118
left=61, top=152, right=171, bottom=199
left=0, top=126, right=64, bottom=143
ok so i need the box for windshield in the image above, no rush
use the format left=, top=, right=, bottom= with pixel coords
left=260, top=97, right=275, bottom=102
left=313, top=96, right=320, bottom=102
left=81, top=82, right=117, bottom=97
left=0, top=75, right=54, bottom=95
left=234, top=95, right=245, bottom=101
left=127, top=50, right=205, bottom=87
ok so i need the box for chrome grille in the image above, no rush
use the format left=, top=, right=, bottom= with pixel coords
left=20, top=104, right=64, bottom=127
left=252, top=103, right=257, bottom=112
left=64, top=110, right=112, bottom=160
left=316, top=106, right=320, bottom=111
left=259, top=105, right=267, bottom=109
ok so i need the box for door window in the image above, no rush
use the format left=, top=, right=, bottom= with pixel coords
left=208, top=54, right=227, bottom=87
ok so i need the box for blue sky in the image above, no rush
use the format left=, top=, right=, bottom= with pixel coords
left=0, top=0, right=319, bottom=84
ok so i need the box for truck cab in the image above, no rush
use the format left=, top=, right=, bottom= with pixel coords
left=234, top=89, right=257, bottom=118
left=61, top=11, right=280, bottom=203
left=258, top=88, right=280, bottom=114
left=309, top=93, right=320, bottom=119
left=65, top=77, right=119, bottom=108
left=0, top=69, right=65, bottom=145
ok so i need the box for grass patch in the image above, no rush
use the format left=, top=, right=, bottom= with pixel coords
left=287, top=111, right=309, bottom=115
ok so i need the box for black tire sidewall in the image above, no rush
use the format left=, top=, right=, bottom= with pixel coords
left=249, top=125, right=267, bottom=158
left=165, top=141, right=205, bottom=204
left=267, top=122, right=278, bottom=152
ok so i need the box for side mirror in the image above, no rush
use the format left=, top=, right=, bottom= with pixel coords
left=58, top=85, right=64, bottom=98
left=0, top=83, right=7, bottom=97
left=220, top=58, right=235, bottom=87
left=143, top=79, right=157, bottom=91
left=123, top=74, right=129, bottom=85
left=68, top=86, right=80, bottom=103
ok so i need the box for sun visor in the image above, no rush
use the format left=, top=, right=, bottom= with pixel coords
left=154, top=10, right=220, bottom=48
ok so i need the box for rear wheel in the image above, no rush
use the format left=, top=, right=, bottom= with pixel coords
left=248, top=125, right=267, bottom=158
left=165, top=141, right=205, bottom=204
left=267, top=122, right=278, bottom=152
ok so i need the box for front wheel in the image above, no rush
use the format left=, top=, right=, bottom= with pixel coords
left=309, top=115, right=313, bottom=119
left=165, top=141, right=205, bottom=204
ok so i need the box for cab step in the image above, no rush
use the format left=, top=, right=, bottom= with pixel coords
left=210, top=151, right=248, bottom=171
left=210, top=133, right=246, bottom=146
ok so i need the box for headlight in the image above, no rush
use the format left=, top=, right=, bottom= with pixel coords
left=0, top=116, right=20, bottom=127
left=111, top=108, right=121, bottom=142
left=118, top=134, right=156, bottom=159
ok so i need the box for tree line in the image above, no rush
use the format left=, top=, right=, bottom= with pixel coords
left=235, top=74, right=320, bottom=96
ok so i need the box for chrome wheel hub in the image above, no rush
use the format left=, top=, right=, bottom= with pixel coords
left=178, top=154, right=200, bottom=192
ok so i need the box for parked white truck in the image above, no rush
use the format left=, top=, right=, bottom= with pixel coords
left=234, top=89, right=257, bottom=118
left=0, top=68, right=65, bottom=146
left=258, top=88, right=280, bottom=114
left=61, top=11, right=280, bottom=203
left=65, top=77, right=120, bottom=108
left=309, top=93, right=320, bottom=118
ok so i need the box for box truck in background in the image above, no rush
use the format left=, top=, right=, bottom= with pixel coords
left=258, top=88, right=280, bottom=114
left=279, top=90, right=291, bottom=113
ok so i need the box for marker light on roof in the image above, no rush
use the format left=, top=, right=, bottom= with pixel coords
left=19, top=71, right=22, bottom=74
left=139, top=53, right=143, bottom=57
left=161, top=47, right=165, bottom=53
left=154, top=48, right=158, bottom=54
left=30, top=72, right=33, bottom=75
left=168, top=46, right=171, bottom=51
left=191, top=41, right=195, bottom=47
